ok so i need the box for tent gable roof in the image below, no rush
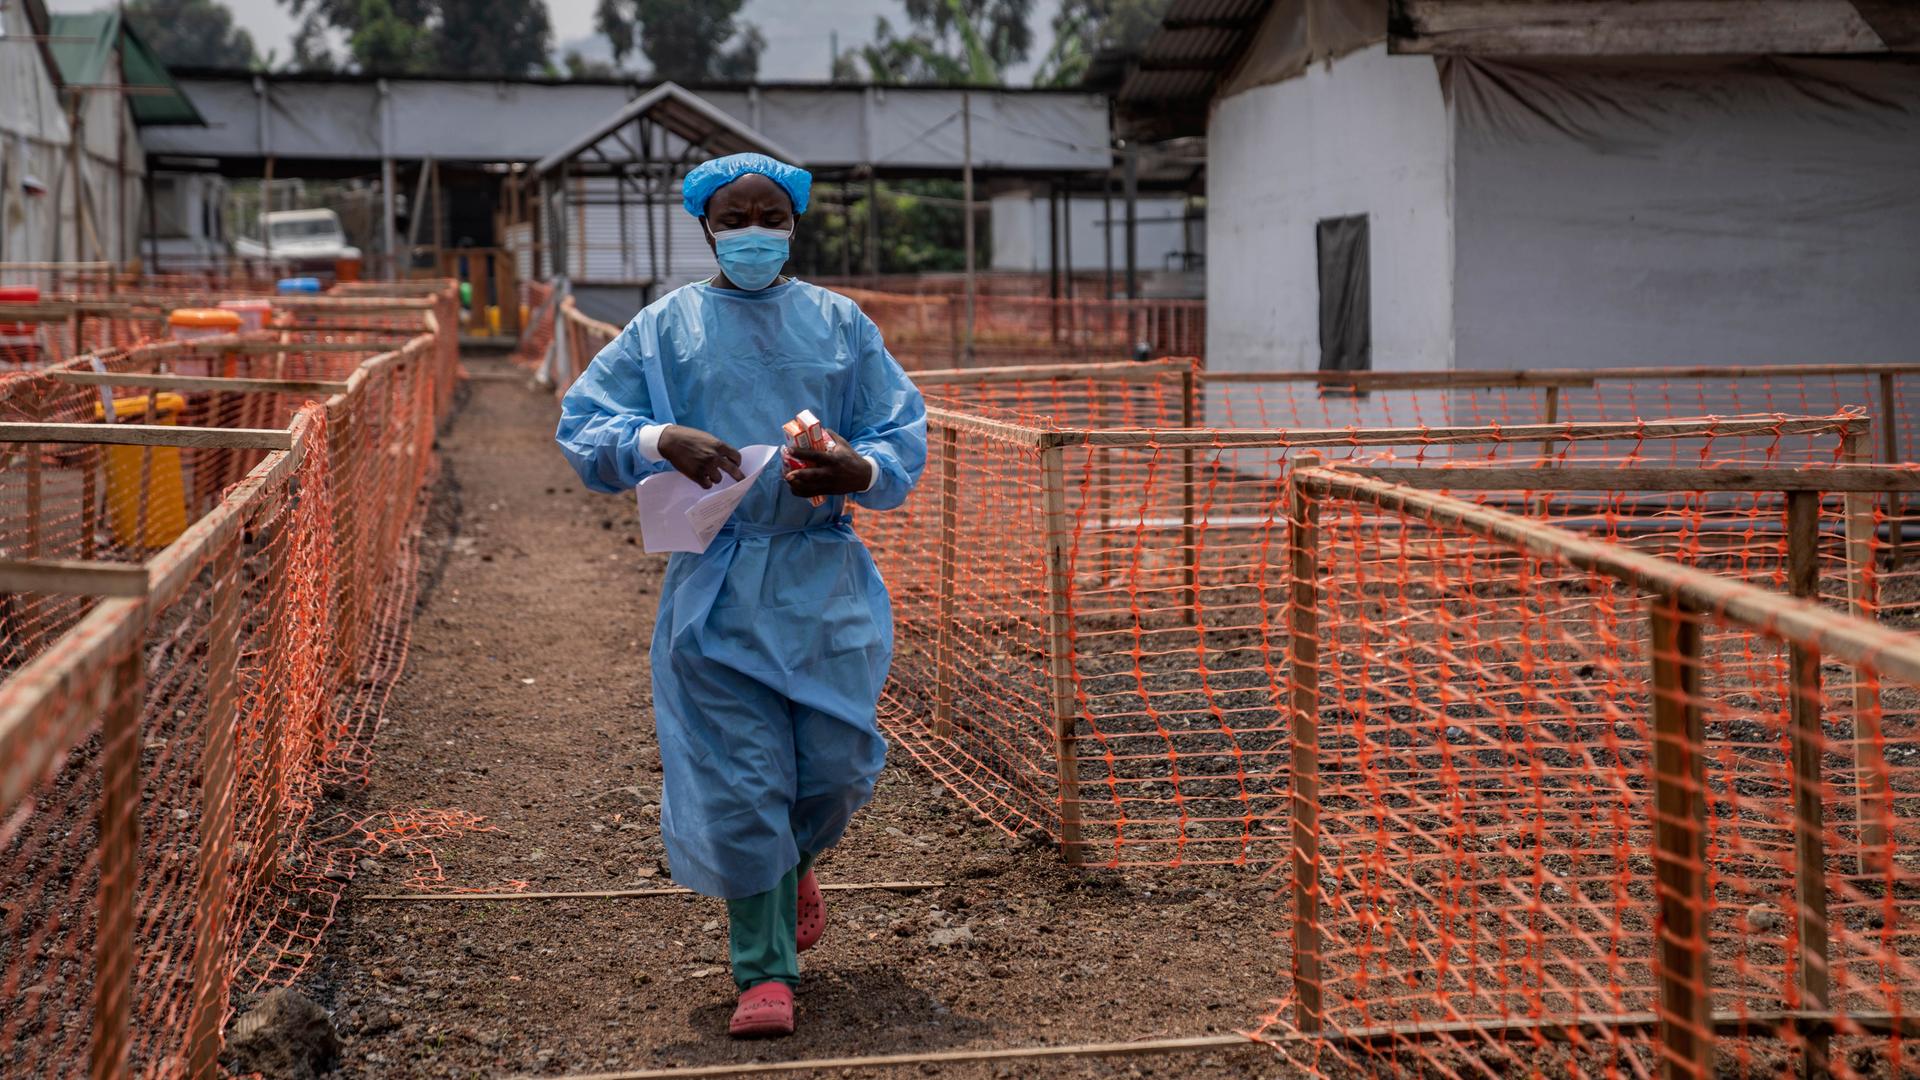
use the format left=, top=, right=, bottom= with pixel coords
left=529, top=81, right=801, bottom=180
left=48, top=11, right=206, bottom=126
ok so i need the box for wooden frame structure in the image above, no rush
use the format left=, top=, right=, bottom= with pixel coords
left=909, top=358, right=1917, bottom=564
left=1282, top=459, right=1920, bottom=1079
left=0, top=311, right=452, bottom=1080
left=897, top=404, right=1866, bottom=866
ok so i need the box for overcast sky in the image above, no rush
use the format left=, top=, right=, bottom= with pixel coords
left=49, top=0, right=1062, bottom=82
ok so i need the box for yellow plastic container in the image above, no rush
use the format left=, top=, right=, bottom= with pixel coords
left=94, top=393, right=189, bottom=549
left=485, top=304, right=501, bottom=335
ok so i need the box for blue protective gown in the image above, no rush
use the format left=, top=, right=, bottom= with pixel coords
left=555, top=280, right=927, bottom=900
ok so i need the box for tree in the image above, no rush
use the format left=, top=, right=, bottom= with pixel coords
left=1036, top=0, right=1171, bottom=87
left=593, top=0, right=764, bottom=83
left=836, top=0, right=1033, bottom=85
left=123, top=0, right=258, bottom=70
left=561, top=50, right=621, bottom=79
left=281, top=0, right=552, bottom=76
left=434, top=0, right=555, bottom=77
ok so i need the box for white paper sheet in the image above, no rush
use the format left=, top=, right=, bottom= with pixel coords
left=633, top=444, right=780, bottom=554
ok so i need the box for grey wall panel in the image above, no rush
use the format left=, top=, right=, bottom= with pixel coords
left=754, top=92, right=867, bottom=166
left=269, top=83, right=381, bottom=159
left=148, top=77, right=1110, bottom=172
left=1451, top=56, right=1920, bottom=372
left=144, top=80, right=261, bottom=156
left=391, top=82, right=631, bottom=161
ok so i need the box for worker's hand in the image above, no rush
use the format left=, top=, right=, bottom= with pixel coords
left=658, top=425, right=746, bottom=489
left=786, top=429, right=872, bottom=499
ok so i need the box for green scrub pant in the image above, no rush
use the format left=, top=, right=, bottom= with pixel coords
left=727, top=852, right=814, bottom=989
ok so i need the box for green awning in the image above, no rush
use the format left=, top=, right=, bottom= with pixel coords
left=48, top=12, right=205, bottom=126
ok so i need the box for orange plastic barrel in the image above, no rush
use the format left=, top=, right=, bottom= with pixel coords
left=335, top=256, right=362, bottom=282
left=169, top=307, right=244, bottom=376
left=0, top=285, right=38, bottom=369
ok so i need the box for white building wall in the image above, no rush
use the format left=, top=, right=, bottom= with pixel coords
left=1206, top=42, right=1453, bottom=386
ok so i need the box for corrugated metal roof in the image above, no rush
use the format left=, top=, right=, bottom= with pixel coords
left=1115, top=0, right=1273, bottom=109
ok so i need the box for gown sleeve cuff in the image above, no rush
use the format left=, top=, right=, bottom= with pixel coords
left=637, top=424, right=669, bottom=463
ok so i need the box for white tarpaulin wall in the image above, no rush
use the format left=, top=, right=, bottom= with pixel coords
left=1450, top=55, right=1920, bottom=375
left=0, top=0, right=71, bottom=265
left=0, top=7, right=148, bottom=268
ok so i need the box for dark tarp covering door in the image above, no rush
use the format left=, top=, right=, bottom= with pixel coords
left=1317, top=213, right=1370, bottom=374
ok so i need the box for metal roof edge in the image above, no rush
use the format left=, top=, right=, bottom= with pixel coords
left=527, top=81, right=803, bottom=180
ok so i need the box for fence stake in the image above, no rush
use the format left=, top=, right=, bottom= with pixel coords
left=1181, top=365, right=1198, bottom=626
left=1040, top=443, right=1084, bottom=864
left=1880, top=372, right=1904, bottom=568
left=1785, top=491, right=1830, bottom=1080
left=91, top=646, right=144, bottom=1080
left=186, top=533, right=243, bottom=1078
left=1649, top=595, right=1712, bottom=1080
left=1286, top=456, right=1324, bottom=1034
left=82, top=443, right=99, bottom=560
left=933, top=424, right=959, bottom=738
left=1842, top=432, right=1890, bottom=877
left=26, top=387, right=43, bottom=557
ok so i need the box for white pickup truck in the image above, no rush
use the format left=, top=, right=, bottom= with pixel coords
left=233, top=208, right=362, bottom=267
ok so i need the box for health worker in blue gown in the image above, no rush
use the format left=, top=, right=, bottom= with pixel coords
left=554, top=152, right=926, bottom=1039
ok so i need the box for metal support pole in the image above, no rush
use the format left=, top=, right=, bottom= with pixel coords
left=865, top=171, right=880, bottom=277
left=262, top=155, right=275, bottom=267
left=379, top=79, right=396, bottom=279
left=961, top=90, right=975, bottom=364
left=1048, top=182, right=1060, bottom=343
left=1123, top=144, right=1139, bottom=301
left=1061, top=174, right=1073, bottom=300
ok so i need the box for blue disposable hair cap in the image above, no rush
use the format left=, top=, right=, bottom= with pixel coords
left=682, top=153, right=811, bottom=218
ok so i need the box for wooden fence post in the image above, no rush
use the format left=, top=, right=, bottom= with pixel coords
left=1539, top=384, right=1562, bottom=462
left=1040, top=441, right=1085, bottom=864
left=1842, top=430, right=1889, bottom=877
left=1649, top=595, right=1712, bottom=1080
left=1287, top=455, right=1324, bottom=1034
left=933, top=424, right=959, bottom=739
left=1785, top=491, right=1830, bottom=1080
left=1176, top=364, right=1199, bottom=619
left=186, top=532, right=242, bottom=1078
left=1880, top=372, right=1904, bottom=568
left=92, top=646, right=144, bottom=1080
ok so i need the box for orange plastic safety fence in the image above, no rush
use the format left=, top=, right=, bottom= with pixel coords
left=0, top=300, right=462, bottom=1077
left=918, top=362, right=1920, bottom=633
left=553, top=298, right=620, bottom=399
left=1255, top=466, right=1920, bottom=1079
left=513, top=280, right=558, bottom=372
left=863, top=404, right=1866, bottom=870
left=833, top=286, right=1207, bottom=370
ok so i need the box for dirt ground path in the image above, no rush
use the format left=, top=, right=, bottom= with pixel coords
left=310, top=355, right=1292, bottom=1079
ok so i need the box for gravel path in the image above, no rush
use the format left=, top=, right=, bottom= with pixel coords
left=305, top=356, right=1292, bottom=1079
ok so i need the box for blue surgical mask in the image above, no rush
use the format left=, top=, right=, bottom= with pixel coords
left=707, top=222, right=791, bottom=291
